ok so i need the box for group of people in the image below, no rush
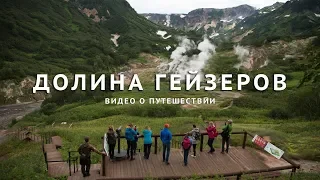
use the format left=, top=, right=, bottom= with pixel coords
left=181, top=119, right=233, bottom=166
left=123, top=123, right=153, bottom=160
left=78, top=120, right=233, bottom=177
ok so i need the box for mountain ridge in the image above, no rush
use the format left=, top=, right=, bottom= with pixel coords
left=142, top=4, right=256, bottom=33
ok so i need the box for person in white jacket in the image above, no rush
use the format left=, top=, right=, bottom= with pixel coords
left=189, top=125, right=200, bottom=158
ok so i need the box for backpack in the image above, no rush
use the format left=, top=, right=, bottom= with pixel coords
left=221, top=126, right=230, bottom=138
left=194, top=131, right=200, bottom=140
left=78, top=143, right=91, bottom=158
left=182, top=138, right=191, bottom=150
left=107, top=132, right=116, bottom=145
left=213, top=127, right=218, bottom=138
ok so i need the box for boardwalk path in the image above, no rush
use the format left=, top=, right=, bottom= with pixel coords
left=100, top=147, right=290, bottom=179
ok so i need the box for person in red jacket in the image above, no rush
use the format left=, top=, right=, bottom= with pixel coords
left=206, top=121, right=218, bottom=153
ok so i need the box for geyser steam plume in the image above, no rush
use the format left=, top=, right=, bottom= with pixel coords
left=233, top=45, right=251, bottom=70
left=158, top=37, right=216, bottom=79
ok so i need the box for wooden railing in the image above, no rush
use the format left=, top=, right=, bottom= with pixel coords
left=112, top=131, right=248, bottom=155
left=40, top=133, right=79, bottom=176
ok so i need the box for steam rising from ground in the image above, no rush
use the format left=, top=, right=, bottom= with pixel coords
left=158, top=37, right=216, bottom=79
left=233, top=45, right=252, bottom=70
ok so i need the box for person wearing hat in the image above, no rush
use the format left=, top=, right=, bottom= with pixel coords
left=160, top=123, right=172, bottom=165
left=78, top=137, right=107, bottom=177
left=221, top=119, right=233, bottom=154
left=125, top=123, right=137, bottom=160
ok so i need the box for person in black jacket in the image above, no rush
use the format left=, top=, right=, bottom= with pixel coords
left=78, top=137, right=106, bottom=177
left=107, top=126, right=117, bottom=160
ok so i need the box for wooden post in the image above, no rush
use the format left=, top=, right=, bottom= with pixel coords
left=102, top=155, right=106, bottom=176
left=101, top=135, right=106, bottom=176
left=290, top=168, right=296, bottom=179
left=154, top=137, right=158, bottom=154
left=44, top=152, right=48, bottom=170
left=68, top=151, right=71, bottom=176
left=200, top=134, right=204, bottom=152
left=242, top=131, right=247, bottom=149
left=117, top=136, right=121, bottom=154
left=236, top=174, right=241, bottom=180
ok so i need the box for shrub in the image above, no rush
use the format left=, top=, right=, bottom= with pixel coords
left=41, top=103, right=57, bottom=115
left=126, top=104, right=181, bottom=118
left=267, top=108, right=291, bottom=120
left=9, top=119, right=18, bottom=128
left=233, top=96, right=267, bottom=109
left=288, top=87, right=320, bottom=120
left=218, top=100, right=232, bottom=108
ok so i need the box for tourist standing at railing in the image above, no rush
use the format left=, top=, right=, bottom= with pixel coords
left=143, top=126, right=152, bottom=159
left=125, top=123, right=137, bottom=161
left=107, top=126, right=117, bottom=161
left=188, top=124, right=200, bottom=158
left=160, top=123, right=172, bottom=165
left=78, top=137, right=107, bottom=177
left=206, top=121, right=218, bottom=153
left=221, top=119, right=233, bottom=154
left=181, top=134, right=192, bottom=166
left=133, top=125, right=139, bottom=155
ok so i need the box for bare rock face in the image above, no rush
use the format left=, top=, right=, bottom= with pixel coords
left=233, top=37, right=314, bottom=71
left=0, top=77, right=47, bottom=105
left=80, top=8, right=107, bottom=23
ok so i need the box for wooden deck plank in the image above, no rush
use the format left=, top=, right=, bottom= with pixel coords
left=48, top=162, right=69, bottom=177
left=96, top=147, right=293, bottom=180
left=44, top=144, right=57, bottom=153
left=46, top=151, right=63, bottom=162
left=51, top=136, right=63, bottom=148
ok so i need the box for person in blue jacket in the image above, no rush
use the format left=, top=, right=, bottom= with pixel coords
left=125, top=123, right=137, bottom=161
left=133, top=125, right=139, bottom=155
left=143, top=126, right=153, bottom=159
left=160, top=123, right=172, bottom=165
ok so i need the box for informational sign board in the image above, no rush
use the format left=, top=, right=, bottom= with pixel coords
left=252, top=134, right=284, bottom=159
left=104, top=133, right=109, bottom=156
left=264, top=142, right=284, bottom=159
left=252, top=135, right=268, bottom=149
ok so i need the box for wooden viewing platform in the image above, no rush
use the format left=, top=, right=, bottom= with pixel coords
left=41, top=131, right=300, bottom=180
left=99, top=147, right=292, bottom=180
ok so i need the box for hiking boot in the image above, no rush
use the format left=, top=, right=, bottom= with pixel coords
left=191, top=155, right=196, bottom=158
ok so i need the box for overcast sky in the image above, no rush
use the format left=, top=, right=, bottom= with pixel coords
left=126, top=0, right=288, bottom=14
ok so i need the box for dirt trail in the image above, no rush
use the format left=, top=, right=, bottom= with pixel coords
left=296, top=160, right=320, bottom=173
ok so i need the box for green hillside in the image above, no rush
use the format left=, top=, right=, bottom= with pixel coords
left=0, top=0, right=176, bottom=81
left=235, top=0, right=320, bottom=46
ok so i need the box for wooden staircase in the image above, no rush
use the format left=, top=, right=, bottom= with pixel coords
left=68, top=164, right=102, bottom=180
left=43, top=136, right=69, bottom=178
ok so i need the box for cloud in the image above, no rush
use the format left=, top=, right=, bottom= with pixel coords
left=127, top=0, right=289, bottom=14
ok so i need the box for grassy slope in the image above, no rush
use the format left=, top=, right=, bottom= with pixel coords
left=235, top=0, right=320, bottom=46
